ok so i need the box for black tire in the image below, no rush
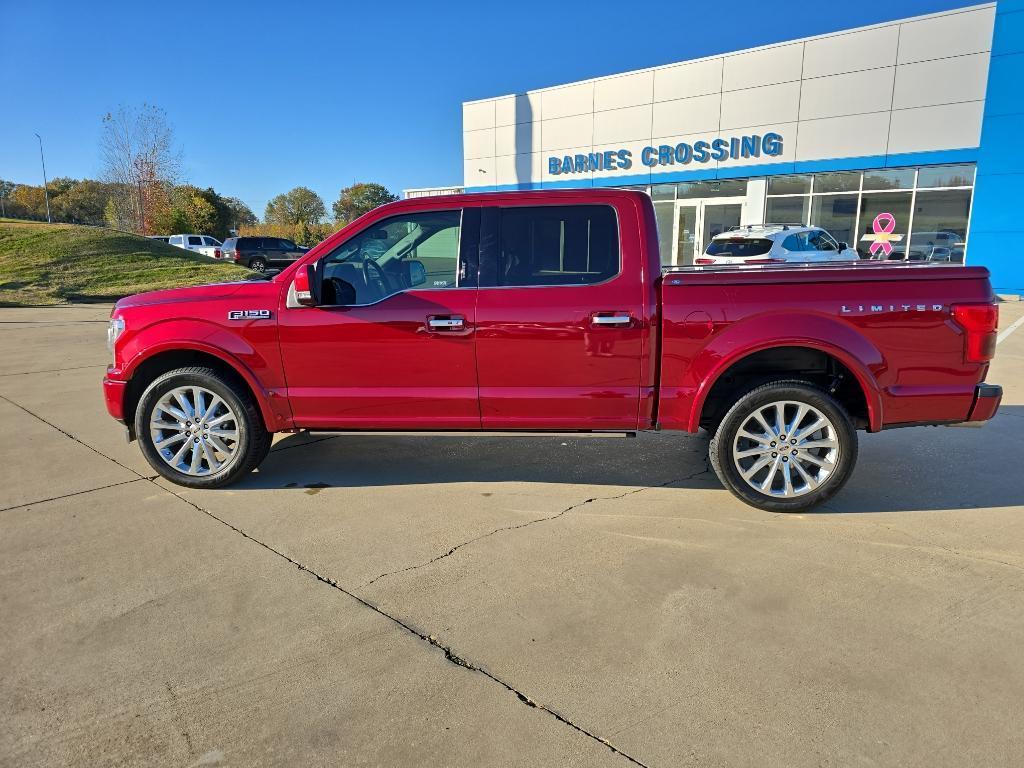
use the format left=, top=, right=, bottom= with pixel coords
left=134, top=366, right=271, bottom=489
left=709, top=380, right=858, bottom=512
left=248, top=256, right=267, bottom=272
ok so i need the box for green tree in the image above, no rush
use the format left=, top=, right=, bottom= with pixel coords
left=223, top=196, right=257, bottom=229
left=332, top=182, right=398, bottom=224
left=265, top=187, right=326, bottom=226
left=54, top=179, right=111, bottom=224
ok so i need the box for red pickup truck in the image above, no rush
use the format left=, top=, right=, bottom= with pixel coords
left=103, top=190, right=1001, bottom=511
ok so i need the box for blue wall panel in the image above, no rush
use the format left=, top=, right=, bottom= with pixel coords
left=972, top=1, right=1024, bottom=291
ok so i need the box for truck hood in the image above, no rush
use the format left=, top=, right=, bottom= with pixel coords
left=114, top=280, right=257, bottom=310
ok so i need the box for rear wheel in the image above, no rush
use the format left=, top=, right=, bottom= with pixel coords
left=135, top=366, right=271, bottom=489
left=248, top=256, right=267, bottom=272
left=709, top=380, right=858, bottom=512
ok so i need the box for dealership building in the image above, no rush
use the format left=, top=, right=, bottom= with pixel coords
left=453, top=1, right=1023, bottom=290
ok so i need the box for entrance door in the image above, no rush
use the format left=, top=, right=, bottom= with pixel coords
left=671, top=197, right=746, bottom=265
left=277, top=207, right=481, bottom=430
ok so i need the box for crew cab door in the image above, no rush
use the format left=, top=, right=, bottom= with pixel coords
left=277, top=207, right=480, bottom=429
left=474, top=201, right=647, bottom=429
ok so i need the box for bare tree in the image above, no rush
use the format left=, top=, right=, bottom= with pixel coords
left=99, top=104, right=182, bottom=233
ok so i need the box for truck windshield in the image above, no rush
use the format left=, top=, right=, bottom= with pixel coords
left=704, top=238, right=773, bottom=258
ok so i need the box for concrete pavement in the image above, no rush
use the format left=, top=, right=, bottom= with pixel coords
left=1, top=301, right=1023, bottom=767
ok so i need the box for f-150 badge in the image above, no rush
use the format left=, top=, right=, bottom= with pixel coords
left=227, top=310, right=272, bottom=320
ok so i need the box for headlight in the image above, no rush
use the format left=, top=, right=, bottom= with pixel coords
left=107, top=317, right=125, bottom=353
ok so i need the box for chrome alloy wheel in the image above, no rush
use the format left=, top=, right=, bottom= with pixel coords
left=149, top=386, right=240, bottom=476
left=731, top=400, right=840, bottom=498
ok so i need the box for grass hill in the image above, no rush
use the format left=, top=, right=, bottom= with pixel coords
left=0, top=219, right=251, bottom=306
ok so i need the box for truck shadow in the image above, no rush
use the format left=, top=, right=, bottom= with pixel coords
left=239, top=405, right=1024, bottom=514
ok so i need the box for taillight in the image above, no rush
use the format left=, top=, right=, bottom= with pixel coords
left=952, top=303, right=998, bottom=363
left=232, top=251, right=241, bottom=262
left=695, top=258, right=715, bottom=264
left=214, top=248, right=221, bottom=259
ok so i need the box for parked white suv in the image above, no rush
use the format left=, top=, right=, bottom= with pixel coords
left=696, top=225, right=859, bottom=265
left=168, top=234, right=223, bottom=259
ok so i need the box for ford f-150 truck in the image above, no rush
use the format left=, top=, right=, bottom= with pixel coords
left=102, top=190, right=1002, bottom=511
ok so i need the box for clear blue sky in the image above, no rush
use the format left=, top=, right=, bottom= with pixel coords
left=1, top=0, right=977, bottom=216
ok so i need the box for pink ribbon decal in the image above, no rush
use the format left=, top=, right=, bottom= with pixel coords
left=860, top=212, right=903, bottom=256
left=870, top=213, right=895, bottom=256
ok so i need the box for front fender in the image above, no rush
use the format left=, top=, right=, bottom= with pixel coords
left=671, top=312, right=886, bottom=433
left=114, top=318, right=291, bottom=432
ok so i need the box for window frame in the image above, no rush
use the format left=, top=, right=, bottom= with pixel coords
left=478, top=203, right=623, bottom=290
left=313, top=207, right=471, bottom=308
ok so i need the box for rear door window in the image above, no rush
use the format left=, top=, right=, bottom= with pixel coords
left=492, top=205, right=619, bottom=287
left=704, top=238, right=773, bottom=257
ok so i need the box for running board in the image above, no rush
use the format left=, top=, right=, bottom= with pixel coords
left=301, top=429, right=637, bottom=439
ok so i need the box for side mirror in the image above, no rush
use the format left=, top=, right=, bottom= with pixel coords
left=293, top=264, right=318, bottom=306
left=404, top=259, right=427, bottom=287
left=838, top=242, right=849, bottom=250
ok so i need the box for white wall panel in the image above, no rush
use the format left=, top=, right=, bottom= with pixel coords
left=495, top=93, right=542, bottom=126
left=897, top=6, right=996, bottom=64
left=722, top=43, right=803, bottom=91
left=802, top=25, right=899, bottom=79
left=893, top=52, right=990, bottom=110
left=541, top=82, right=593, bottom=120
left=653, top=58, right=723, bottom=101
left=652, top=93, right=721, bottom=138
left=795, top=112, right=889, bottom=161
left=541, top=114, right=593, bottom=152
left=464, top=157, right=495, bottom=188
left=594, top=71, right=654, bottom=111
left=720, top=81, right=800, bottom=130
left=887, top=100, right=985, bottom=153
left=495, top=153, right=544, bottom=186
left=463, top=128, right=495, bottom=160
left=593, top=104, right=652, bottom=144
left=717, top=122, right=798, bottom=167
left=496, top=122, right=542, bottom=155
left=463, top=100, right=495, bottom=132
left=799, top=67, right=895, bottom=120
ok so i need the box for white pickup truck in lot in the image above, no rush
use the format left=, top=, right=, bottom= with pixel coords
left=167, top=234, right=223, bottom=259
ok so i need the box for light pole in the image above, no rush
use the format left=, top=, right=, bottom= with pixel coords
left=34, top=133, right=51, bottom=223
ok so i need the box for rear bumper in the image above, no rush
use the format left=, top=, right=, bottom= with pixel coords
left=964, top=383, right=1002, bottom=424
left=103, top=375, right=127, bottom=422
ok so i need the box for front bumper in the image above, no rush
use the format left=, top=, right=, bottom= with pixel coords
left=950, top=383, right=1003, bottom=427
left=103, top=375, right=127, bottom=422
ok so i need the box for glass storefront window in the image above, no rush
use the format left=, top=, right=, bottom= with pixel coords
left=677, top=179, right=747, bottom=199
left=651, top=183, right=675, bottom=201
left=810, top=194, right=858, bottom=248
left=909, top=189, right=972, bottom=263
left=653, top=201, right=675, bottom=265
left=766, top=196, right=808, bottom=225
left=767, top=175, right=811, bottom=195
left=917, top=164, right=976, bottom=188
left=814, top=171, right=860, bottom=193
left=862, top=168, right=915, bottom=191
left=856, top=191, right=912, bottom=259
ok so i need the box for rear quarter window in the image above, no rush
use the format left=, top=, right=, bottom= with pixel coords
left=704, top=238, right=773, bottom=258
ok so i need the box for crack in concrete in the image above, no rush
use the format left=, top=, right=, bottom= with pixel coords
left=1, top=391, right=653, bottom=767
left=0, top=477, right=147, bottom=513
left=0, top=363, right=107, bottom=378
left=360, top=463, right=712, bottom=589
left=157, top=482, right=652, bottom=768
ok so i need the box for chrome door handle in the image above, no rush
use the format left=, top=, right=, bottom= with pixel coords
left=428, top=317, right=464, bottom=328
left=591, top=315, right=632, bottom=326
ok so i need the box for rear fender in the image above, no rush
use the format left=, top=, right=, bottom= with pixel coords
left=686, top=313, right=885, bottom=432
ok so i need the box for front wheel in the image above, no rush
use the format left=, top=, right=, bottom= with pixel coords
left=248, top=256, right=267, bottom=272
left=709, top=381, right=858, bottom=512
left=135, top=366, right=271, bottom=489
